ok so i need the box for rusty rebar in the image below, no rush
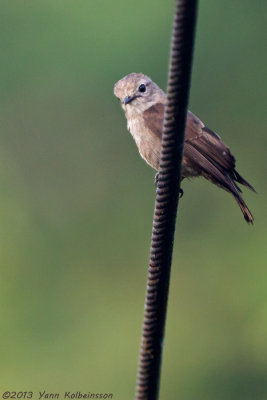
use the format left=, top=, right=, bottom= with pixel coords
left=135, top=1, right=198, bottom=399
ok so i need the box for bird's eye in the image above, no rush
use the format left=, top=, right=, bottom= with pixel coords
left=138, top=84, right=146, bottom=93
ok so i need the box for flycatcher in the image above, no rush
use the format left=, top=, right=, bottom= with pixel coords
left=114, top=73, right=255, bottom=223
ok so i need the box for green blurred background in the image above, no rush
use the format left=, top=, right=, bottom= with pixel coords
left=0, top=1, right=266, bottom=399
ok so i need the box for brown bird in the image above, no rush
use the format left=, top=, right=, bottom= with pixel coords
left=114, top=73, right=255, bottom=223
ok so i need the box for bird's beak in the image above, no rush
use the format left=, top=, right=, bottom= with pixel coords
left=123, top=95, right=137, bottom=105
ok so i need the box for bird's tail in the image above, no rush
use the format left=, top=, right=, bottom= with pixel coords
left=233, top=170, right=256, bottom=193
left=233, top=193, right=254, bottom=224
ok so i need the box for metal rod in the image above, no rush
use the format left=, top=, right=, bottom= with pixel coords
left=135, top=1, right=198, bottom=399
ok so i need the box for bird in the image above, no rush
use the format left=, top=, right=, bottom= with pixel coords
left=113, top=72, right=255, bottom=223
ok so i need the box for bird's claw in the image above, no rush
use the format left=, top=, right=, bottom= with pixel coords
left=155, top=173, right=184, bottom=198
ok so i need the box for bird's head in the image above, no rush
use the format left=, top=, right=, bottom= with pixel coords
left=113, top=73, right=165, bottom=116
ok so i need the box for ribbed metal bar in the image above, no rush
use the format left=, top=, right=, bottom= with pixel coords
left=135, top=1, right=198, bottom=399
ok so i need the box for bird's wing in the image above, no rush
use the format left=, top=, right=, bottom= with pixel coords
left=143, top=107, right=252, bottom=193
left=184, top=111, right=236, bottom=172
left=143, top=103, right=165, bottom=138
left=183, top=111, right=243, bottom=193
left=143, top=106, right=236, bottom=172
left=185, top=111, right=256, bottom=192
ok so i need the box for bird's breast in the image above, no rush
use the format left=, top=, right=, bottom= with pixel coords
left=127, top=116, right=161, bottom=170
left=126, top=113, right=200, bottom=177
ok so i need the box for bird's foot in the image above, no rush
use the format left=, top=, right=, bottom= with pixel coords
left=155, top=173, right=184, bottom=198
